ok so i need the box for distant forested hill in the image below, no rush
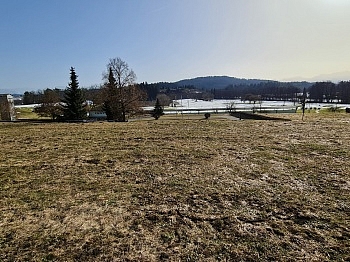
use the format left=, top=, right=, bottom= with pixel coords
left=19, top=76, right=314, bottom=104
left=174, top=76, right=312, bottom=90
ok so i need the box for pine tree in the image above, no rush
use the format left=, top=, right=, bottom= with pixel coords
left=62, top=67, right=86, bottom=120
left=151, top=98, right=164, bottom=120
left=102, top=67, right=117, bottom=120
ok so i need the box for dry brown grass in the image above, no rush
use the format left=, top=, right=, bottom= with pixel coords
left=0, top=113, right=349, bottom=261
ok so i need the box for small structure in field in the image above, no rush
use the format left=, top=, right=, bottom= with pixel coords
left=88, top=110, right=107, bottom=120
left=0, top=94, right=16, bottom=121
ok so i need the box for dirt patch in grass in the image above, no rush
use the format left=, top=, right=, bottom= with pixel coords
left=0, top=114, right=349, bottom=261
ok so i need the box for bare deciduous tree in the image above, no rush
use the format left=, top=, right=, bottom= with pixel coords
left=102, top=58, right=145, bottom=121
left=105, top=57, right=136, bottom=88
left=156, top=94, right=171, bottom=107
left=34, top=88, right=62, bottom=119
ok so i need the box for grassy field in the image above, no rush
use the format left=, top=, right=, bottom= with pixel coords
left=0, top=113, right=349, bottom=261
left=15, top=107, right=41, bottom=120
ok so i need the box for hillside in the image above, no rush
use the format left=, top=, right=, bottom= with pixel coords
left=174, top=76, right=313, bottom=90
left=175, top=76, right=269, bottom=89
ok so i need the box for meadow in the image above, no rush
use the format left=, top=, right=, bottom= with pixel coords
left=0, top=113, right=349, bottom=261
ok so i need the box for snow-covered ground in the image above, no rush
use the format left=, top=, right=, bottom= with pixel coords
left=170, top=99, right=295, bottom=109
left=15, top=104, right=40, bottom=108
left=17, top=99, right=350, bottom=111
left=303, top=102, right=350, bottom=109
left=167, top=99, right=350, bottom=110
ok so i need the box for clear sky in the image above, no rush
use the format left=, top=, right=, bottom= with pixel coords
left=1, top=0, right=350, bottom=93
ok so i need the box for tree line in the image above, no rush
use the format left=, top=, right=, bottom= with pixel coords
left=133, top=80, right=350, bottom=103
left=212, top=82, right=301, bottom=101
left=213, top=80, right=350, bottom=103
left=31, top=58, right=154, bottom=121
left=308, top=81, right=350, bottom=103
left=23, top=60, right=350, bottom=121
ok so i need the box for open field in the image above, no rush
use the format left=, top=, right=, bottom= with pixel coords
left=0, top=114, right=349, bottom=261
left=15, top=107, right=42, bottom=120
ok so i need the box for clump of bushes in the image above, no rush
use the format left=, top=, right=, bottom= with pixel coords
left=326, top=106, right=342, bottom=113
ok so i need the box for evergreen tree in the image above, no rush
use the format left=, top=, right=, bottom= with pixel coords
left=62, top=67, right=86, bottom=120
left=151, top=98, right=164, bottom=120
left=103, top=67, right=122, bottom=120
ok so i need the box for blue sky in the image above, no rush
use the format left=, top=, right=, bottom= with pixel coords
left=1, top=0, right=350, bottom=93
